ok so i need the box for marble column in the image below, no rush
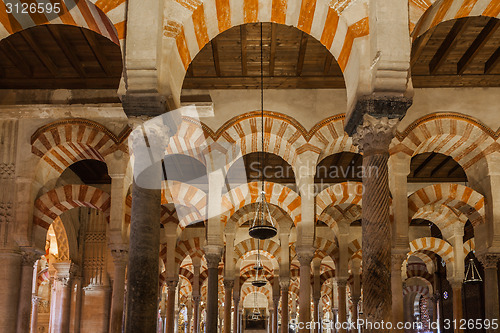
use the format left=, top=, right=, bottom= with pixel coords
left=451, top=280, right=463, bottom=333
left=391, top=253, right=406, bottom=332
left=193, top=296, right=201, bottom=333
left=71, top=276, right=83, bottom=333
left=313, top=297, right=320, bottom=333
left=273, top=297, right=279, bottom=333
left=109, top=247, right=128, bottom=333
left=51, top=262, right=74, bottom=333
left=17, top=251, right=39, bottom=333
left=166, top=279, right=178, bottom=333
left=30, top=296, right=41, bottom=333
left=0, top=250, right=22, bottom=332
left=233, top=297, right=239, bottom=333
left=280, top=280, right=289, bottom=333
left=297, top=248, right=314, bottom=332
left=125, top=119, right=166, bottom=332
left=479, top=254, right=500, bottom=332
left=224, top=280, right=233, bottom=333
left=337, top=279, right=347, bottom=333
left=205, top=248, right=222, bottom=333
left=353, top=114, right=403, bottom=331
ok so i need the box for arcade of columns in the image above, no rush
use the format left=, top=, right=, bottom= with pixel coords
left=0, top=0, right=499, bottom=332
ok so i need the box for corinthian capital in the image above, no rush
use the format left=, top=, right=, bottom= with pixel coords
left=478, top=253, right=500, bottom=269
left=352, top=114, right=399, bottom=154
left=204, top=245, right=223, bottom=269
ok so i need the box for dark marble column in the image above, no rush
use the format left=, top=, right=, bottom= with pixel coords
left=223, top=280, right=233, bottom=333
left=337, top=279, right=347, bottom=333
left=479, top=254, right=500, bottom=333
left=205, top=247, right=222, bottom=332
left=233, top=297, right=239, bottom=333
left=313, top=297, right=320, bottom=333
left=280, top=280, right=289, bottom=333
left=450, top=280, right=463, bottom=333
left=193, top=295, right=200, bottom=333
left=353, top=114, right=402, bottom=332
left=16, top=251, right=39, bottom=333
left=273, top=296, right=280, bottom=333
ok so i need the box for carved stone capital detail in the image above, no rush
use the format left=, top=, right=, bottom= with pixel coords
left=336, top=279, right=348, bottom=289
left=391, top=253, right=408, bottom=269
left=352, top=114, right=399, bottom=154
left=192, top=295, right=201, bottom=303
left=166, top=279, right=178, bottom=289
left=204, top=246, right=223, bottom=269
left=110, top=247, right=129, bottom=264
left=21, top=250, right=40, bottom=266
left=279, top=279, right=290, bottom=290
left=223, top=279, right=234, bottom=290
left=295, top=246, right=315, bottom=267
left=478, top=253, right=500, bottom=269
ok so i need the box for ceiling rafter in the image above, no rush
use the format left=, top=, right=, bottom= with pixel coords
left=429, top=18, right=469, bottom=75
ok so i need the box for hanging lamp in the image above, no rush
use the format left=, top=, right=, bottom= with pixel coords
left=464, top=258, right=482, bottom=284
left=252, top=241, right=268, bottom=287
left=249, top=22, right=277, bottom=241
left=250, top=292, right=261, bottom=320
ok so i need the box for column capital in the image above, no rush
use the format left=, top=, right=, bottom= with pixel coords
left=223, top=279, right=234, bottom=290
left=352, top=114, right=399, bottom=154
left=192, top=295, right=201, bottom=303
left=296, top=246, right=315, bottom=266
left=110, top=245, right=129, bottom=264
left=279, top=279, right=290, bottom=291
left=477, top=253, right=500, bottom=269
left=204, top=245, right=223, bottom=269
left=336, top=278, right=348, bottom=288
left=449, top=279, right=463, bottom=290
left=391, top=253, right=408, bottom=269
left=166, top=278, right=178, bottom=289
left=20, top=250, right=40, bottom=267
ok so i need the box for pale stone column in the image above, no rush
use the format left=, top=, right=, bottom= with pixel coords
left=391, top=253, right=406, bottom=331
left=313, top=297, right=320, bottom=333
left=280, top=280, right=290, bottom=333
left=450, top=280, right=463, bottom=333
left=30, top=296, right=41, bottom=333
left=224, top=280, right=233, bottom=333
left=233, top=296, right=240, bottom=333
left=337, top=279, right=348, bottom=333
left=0, top=250, right=22, bottom=332
left=16, top=251, right=39, bottom=333
left=71, top=275, right=83, bottom=333
left=297, top=247, right=314, bottom=332
left=192, top=296, right=201, bottom=333
left=353, top=114, right=404, bottom=332
left=109, top=246, right=128, bottom=333
left=479, top=254, right=500, bottom=331
left=165, top=279, right=178, bottom=333
left=204, top=247, right=222, bottom=332
left=51, top=262, right=74, bottom=333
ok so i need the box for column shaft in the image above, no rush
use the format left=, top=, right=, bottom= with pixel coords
left=166, top=280, right=177, bottom=333
left=193, top=297, right=200, bottom=333
left=297, top=250, right=313, bottom=332
left=337, top=280, right=347, bottom=333
left=313, top=298, right=320, bottom=333
left=17, top=253, right=38, bottom=333
left=223, top=280, right=233, bottom=333
left=109, top=249, right=128, bottom=333
left=52, top=277, right=72, bottom=332
left=391, top=254, right=406, bottom=332
left=125, top=182, right=162, bottom=333
left=205, top=251, right=221, bottom=333
left=280, top=283, right=289, bottom=333
left=480, top=255, right=500, bottom=332
left=233, top=299, right=239, bottom=333
left=451, top=282, right=463, bottom=333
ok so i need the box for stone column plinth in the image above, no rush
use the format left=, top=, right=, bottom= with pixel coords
left=479, top=254, right=500, bottom=332
left=337, top=279, right=348, bottom=333
left=223, top=280, right=233, bottom=333
left=205, top=247, right=222, bottom=333
left=297, top=248, right=314, bottom=332
left=353, top=114, right=403, bottom=332
left=280, top=280, right=289, bottom=333
left=17, top=251, right=39, bottom=333
left=166, top=279, right=178, bottom=333
left=109, top=247, right=128, bottom=333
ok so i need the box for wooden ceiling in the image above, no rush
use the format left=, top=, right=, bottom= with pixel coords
left=183, top=18, right=500, bottom=90
left=412, top=16, right=500, bottom=87
left=408, top=152, right=467, bottom=183
left=0, top=25, right=122, bottom=89
left=183, top=23, right=345, bottom=89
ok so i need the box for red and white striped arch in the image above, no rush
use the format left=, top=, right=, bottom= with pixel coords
left=34, top=184, right=111, bottom=229
left=235, top=238, right=280, bottom=260
left=409, top=237, right=454, bottom=265
left=31, top=119, right=126, bottom=186
left=0, top=0, right=123, bottom=44
left=318, top=203, right=362, bottom=237
left=221, top=181, right=301, bottom=225
left=241, top=285, right=272, bottom=303
left=175, top=237, right=205, bottom=266
left=309, top=114, right=358, bottom=161
left=405, top=251, right=436, bottom=275
left=165, top=116, right=211, bottom=165
left=412, top=204, right=468, bottom=240
left=463, top=238, right=475, bottom=255
left=393, top=114, right=499, bottom=171
left=161, top=180, right=207, bottom=228
left=165, top=0, right=369, bottom=88
left=403, top=285, right=430, bottom=298
left=406, top=262, right=434, bottom=283
left=316, top=182, right=363, bottom=219
left=408, top=183, right=485, bottom=226
left=411, top=0, right=500, bottom=39
left=315, top=236, right=337, bottom=260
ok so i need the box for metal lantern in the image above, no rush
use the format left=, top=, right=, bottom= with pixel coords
left=249, top=191, right=277, bottom=240
left=464, top=258, right=482, bottom=284
left=251, top=244, right=268, bottom=287
left=248, top=23, right=278, bottom=241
